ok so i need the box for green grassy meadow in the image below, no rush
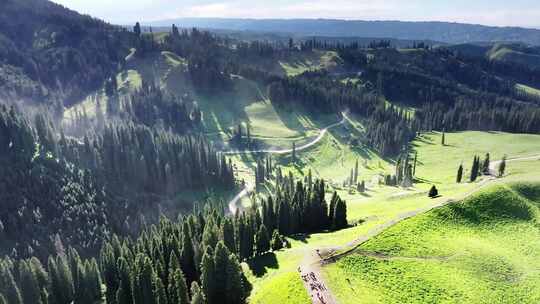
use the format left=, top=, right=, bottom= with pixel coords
left=246, top=131, right=540, bottom=304
left=323, top=182, right=540, bottom=304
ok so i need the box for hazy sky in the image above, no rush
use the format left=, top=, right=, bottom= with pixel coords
left=51, top=0, right=540, bottom=28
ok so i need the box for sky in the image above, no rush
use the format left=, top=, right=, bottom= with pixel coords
left=51, top=0, right=540, bottom=28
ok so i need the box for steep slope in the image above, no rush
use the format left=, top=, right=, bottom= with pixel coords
left=0, top=0, right=133, bottom=106
left=324, top=184, right=540, bottom=303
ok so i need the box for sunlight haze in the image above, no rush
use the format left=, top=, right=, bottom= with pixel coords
left=51, top=0, right=540, bottom=27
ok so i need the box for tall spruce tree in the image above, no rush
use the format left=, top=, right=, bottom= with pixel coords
left=0, top=264, right=22, bottom=304
left=332, top=198, right=348, bottom=230
left=200, top=248, right=215, bottom=304
left=190, top=282, right=205, bottom=304
left=255, top=225, right=270, bottom=256
left=19, top=261, right=42, bottom=304
left=470, top=156, right=480, bottom=182
left=457, top=164, right=464, bottom=183
left=499, top=155, right=507, bottom=177
left=168, top=269, right=189, bottom=304
left=482, top=153, right=491, bottom=175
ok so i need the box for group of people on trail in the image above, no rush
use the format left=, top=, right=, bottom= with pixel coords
left=299, top=266, right=329, bottom=304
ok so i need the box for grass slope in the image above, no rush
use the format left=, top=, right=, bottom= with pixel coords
left=248, top=131, right=540, bottom=303
left=324, top=183, right=540, bottom=304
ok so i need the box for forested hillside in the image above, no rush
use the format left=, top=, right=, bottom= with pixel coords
left=0, top=0, right=133, bottom=107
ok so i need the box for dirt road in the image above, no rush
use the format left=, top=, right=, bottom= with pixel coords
left=225, top=113, right=348, bottom=214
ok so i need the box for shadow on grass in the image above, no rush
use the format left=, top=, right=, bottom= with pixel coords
left=248, top=252, right=279, bottom=277
left=359, top=192, right=372, bottom=198
left=290, top=233, right=312, bottom=244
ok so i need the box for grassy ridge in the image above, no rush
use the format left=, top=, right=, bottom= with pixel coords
left=324, top=184, right=540, bottom=304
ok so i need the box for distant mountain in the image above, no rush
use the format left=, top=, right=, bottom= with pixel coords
left=148, top=18, right=540, bottom=45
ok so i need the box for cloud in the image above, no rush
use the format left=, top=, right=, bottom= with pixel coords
left=166, top=0, right=410, bottom=20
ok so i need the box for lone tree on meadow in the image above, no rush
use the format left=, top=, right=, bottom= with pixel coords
left=456, top=164, right=464, bottom=183
left=498, top=155, right=507, bottom=177
left=470, top=156, right=480, bottom=182
left=482, top=153, right=491, bottom=175
left=428, top=185, right=439, bottom=198
left=441, top=131, right=446, bottom=146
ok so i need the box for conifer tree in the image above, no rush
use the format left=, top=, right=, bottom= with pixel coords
left=225, top=254, right=250, bottom=304
left=271, top=230, right=283, bottom=251
left=101, top=244, right=120, bottom=304
left=221, top=218, right=236, bottom=254
left=498, top=155, right=507, bottom=177
left=441, top=131, right=446, bottom=146
left=457, top=164, right=464, bottom=183
left=482, top=153, right=491, bottom=175
left=357, top=181, right=366, bottom=193
left=48, top=256, right=75, bottom=304
left=190, top=282, right=205, bottom=304
left=180, top=223, right=196, bottom=284
left=134, top=22, right=142, bottom=37
left=428, top=185, right=439, bottom=198
left=332, top=199, right=348, bottom=230
left=168, top=269, right=189, bottom=304
left=470, top=156, right=480, bottom=182
left=212, top=243, right=230, bottom=304
left=200, top=248, right=215, bottom=304
left=116, top=258, right=132, bottom=304
left=0, top=264, right=22, bottom=304
left=19, top=261, right=42, bottom=304
left=255, top=225, right=270, bottom=256
left=154, top=277, right=167, bottom=304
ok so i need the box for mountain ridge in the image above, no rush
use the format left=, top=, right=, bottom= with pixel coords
left=146, top=18, right=540, bottom=45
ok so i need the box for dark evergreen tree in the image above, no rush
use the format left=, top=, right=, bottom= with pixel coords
left=0, top=264, right=22, bottom=304
left=332, top=198, right=348, bottom=230
left=134, top=22, right=142, bottom=37
left=168, top=269, right=189, bottom=304
left=190, top=282, right=205, bottom=304
left=428, top=185, right=439, bottom=198
left=19, top=261, right=42, bottom=304
left=457, top=164, right=464, bottom=183
left=470, top=156, right=480, bottom=182
left=271, top=230, right=284, bottom=251
left=482, top=153, right=491, bottom=175
left=499, top=155, right=507, bottom=177
left=255, top=225, right=270, bottom=256
left=200, top=248, right=215, bottom=304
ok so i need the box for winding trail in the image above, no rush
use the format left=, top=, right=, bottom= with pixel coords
left=223, top=113, right=349, bottom=214
left=299, top=153, right=540, bottom=304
